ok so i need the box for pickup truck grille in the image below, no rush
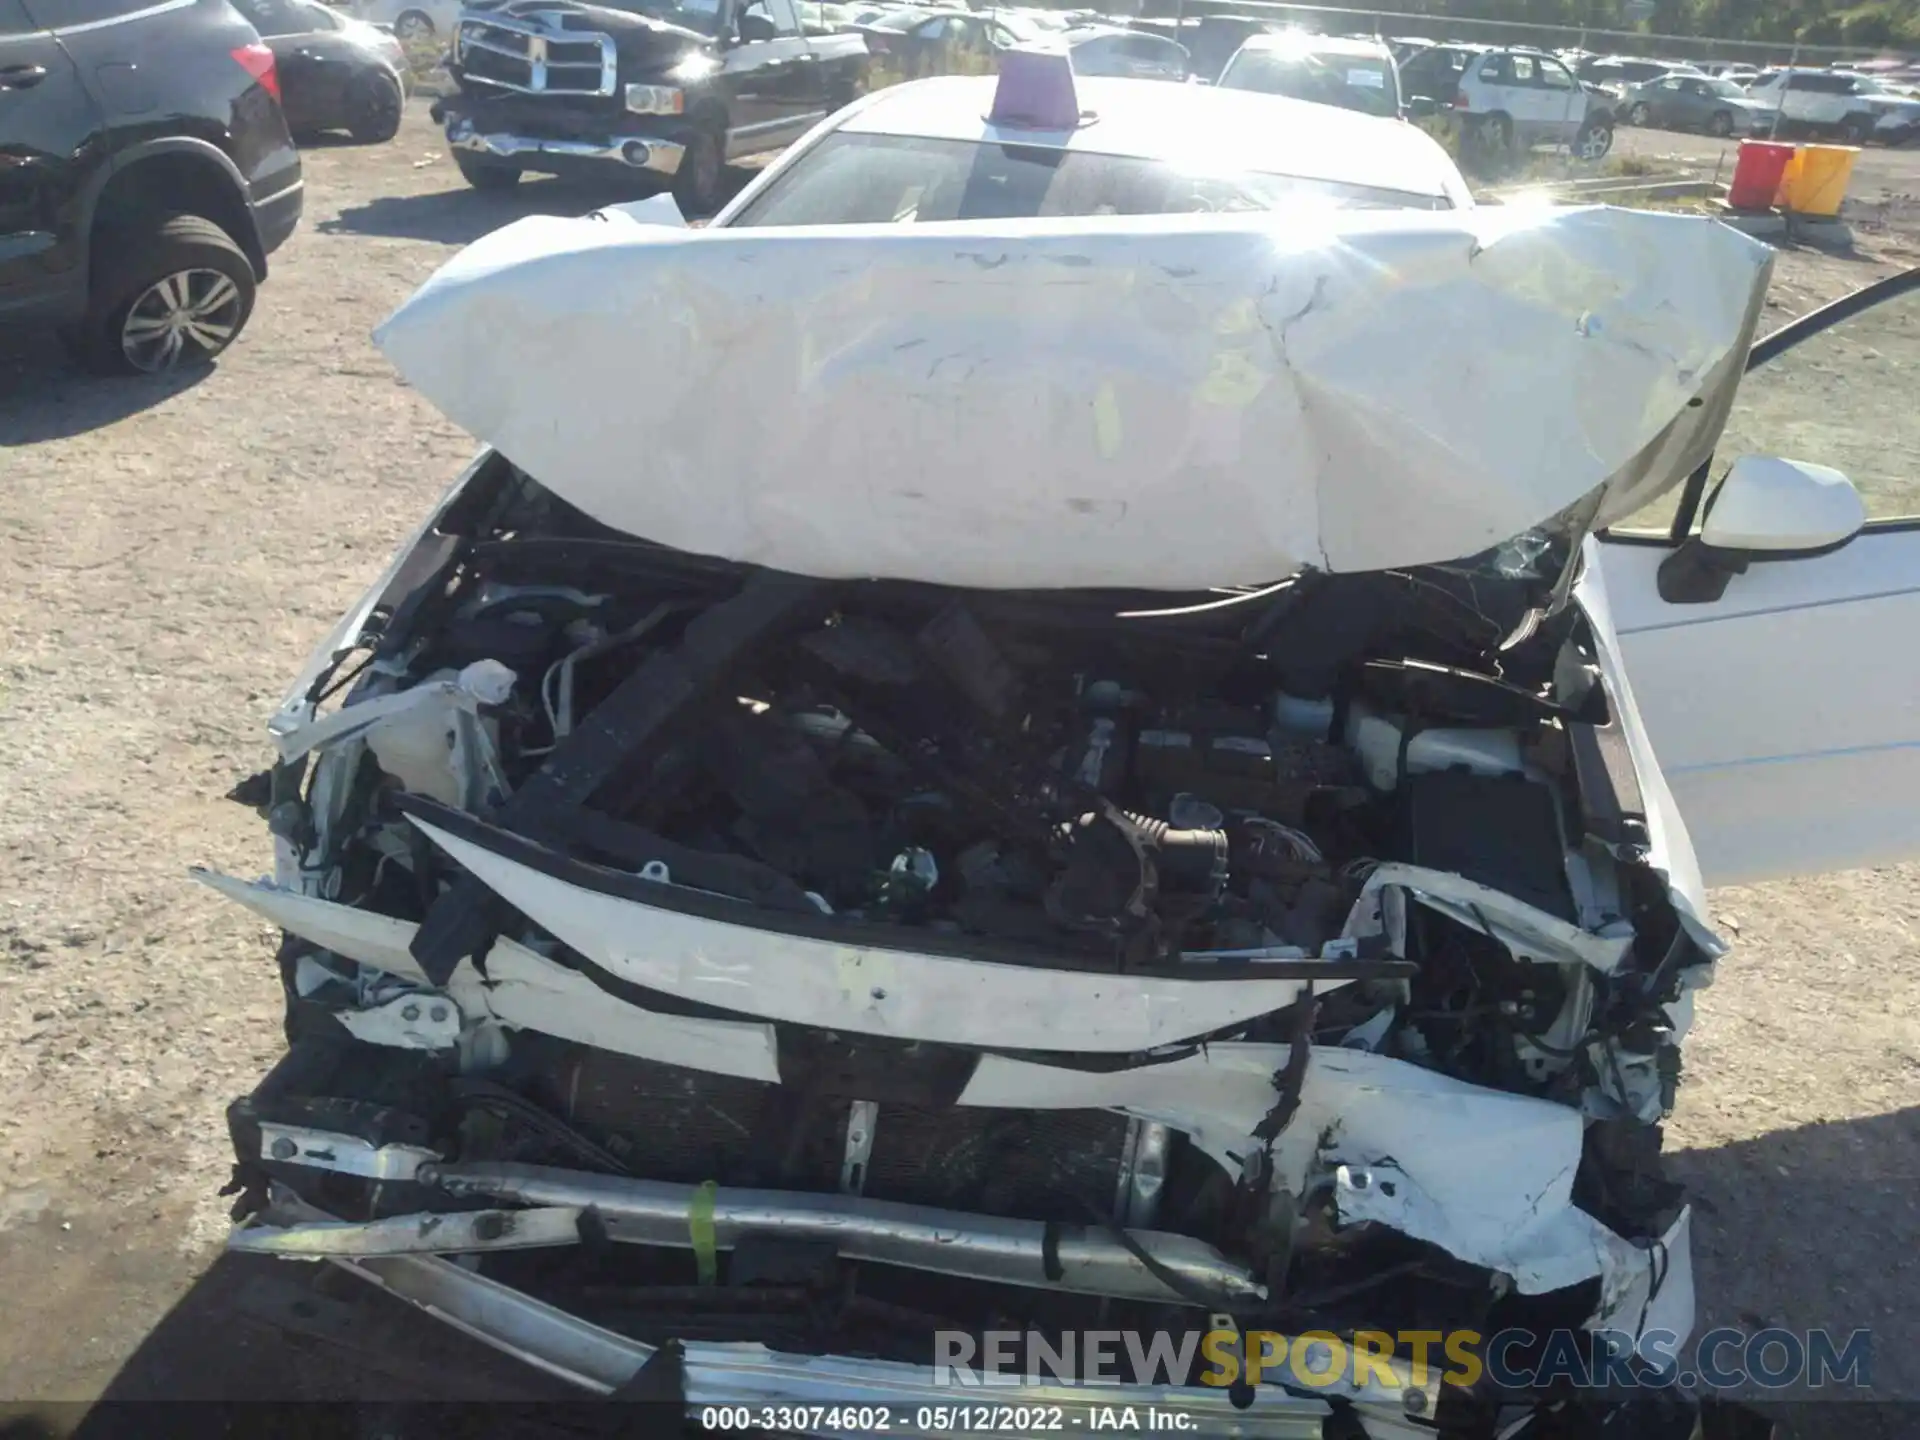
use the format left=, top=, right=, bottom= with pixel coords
left=456, top=12, right=618, bottom=97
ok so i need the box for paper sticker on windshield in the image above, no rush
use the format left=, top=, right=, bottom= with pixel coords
left=1347, top=68, right=1385, bottom=87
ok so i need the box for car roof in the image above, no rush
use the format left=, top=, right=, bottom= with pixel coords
left=837, top=75, right=1466, bottom=202
left=1237, top=31, right=1393, bottom=58
left=1062, top=24, right=1180, bottom=44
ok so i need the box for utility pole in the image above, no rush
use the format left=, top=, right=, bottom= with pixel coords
left=1769, top=40, right=1798, bottom=140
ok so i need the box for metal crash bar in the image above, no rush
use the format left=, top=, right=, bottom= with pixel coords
left=417, top=1161, right=1268, bottom=1308
left=240, top=1187, right=1437, bottom=1434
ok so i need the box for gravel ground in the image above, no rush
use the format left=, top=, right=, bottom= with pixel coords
left=0, top=103, right=1915, bottom=1431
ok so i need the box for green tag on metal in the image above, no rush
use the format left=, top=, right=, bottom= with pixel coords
left=689, top=1179, right=719, bottom=1285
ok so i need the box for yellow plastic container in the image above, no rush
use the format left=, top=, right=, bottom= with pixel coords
left=1776, top=144, right=1859, bottom=217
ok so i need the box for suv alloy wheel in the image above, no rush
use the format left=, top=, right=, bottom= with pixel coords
left=75, top=214, right=257, bottom=375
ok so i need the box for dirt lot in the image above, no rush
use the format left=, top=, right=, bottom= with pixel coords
left=0, top=102, right=1916, bottom=1430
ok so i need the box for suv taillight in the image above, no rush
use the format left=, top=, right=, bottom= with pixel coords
left=232, top=42, right=281, bottom=102
left=1454, top=87, right=1470, bottom=108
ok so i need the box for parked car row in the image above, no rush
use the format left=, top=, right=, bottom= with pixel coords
left=1586, top=52, right=1920, bottom=145
left=9, top=0, right=1908, bottom=385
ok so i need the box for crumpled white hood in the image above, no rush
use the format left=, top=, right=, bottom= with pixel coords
left=375, top=203, right=1771, bottom=591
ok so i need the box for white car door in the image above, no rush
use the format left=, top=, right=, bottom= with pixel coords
left=1593, top=271, right=1920, bottom=887
left=1498, top=52, right=1553, bottom=141
left=1535, top=54, right=1585, bottom=145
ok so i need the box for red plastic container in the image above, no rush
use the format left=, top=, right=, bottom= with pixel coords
left=1727, top=140, right=1796, bottom=211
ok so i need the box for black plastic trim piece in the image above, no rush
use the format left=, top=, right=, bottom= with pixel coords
left=407, top=571, right=832, bottom=983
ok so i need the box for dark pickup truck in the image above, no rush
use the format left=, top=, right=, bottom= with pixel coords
left=433, top=0, right=868, bottom=212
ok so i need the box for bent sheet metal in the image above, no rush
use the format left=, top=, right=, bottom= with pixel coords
left=374, top=204, right=1770, bottom=590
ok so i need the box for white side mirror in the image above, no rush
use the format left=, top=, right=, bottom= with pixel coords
left=1700, top=455, right=1866, bottom=554
left=1658, top=456, right=1866, bottom=605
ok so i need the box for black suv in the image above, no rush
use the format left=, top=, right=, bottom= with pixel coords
left=0, top=0, right=302, bottom=374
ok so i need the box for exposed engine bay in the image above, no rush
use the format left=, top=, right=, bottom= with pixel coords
left=207, top=453, right=1722, bottom=1437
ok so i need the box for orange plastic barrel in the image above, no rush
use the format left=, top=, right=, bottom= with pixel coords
left=1726, top=140, right=1795, bottom=211
left=1777, top=143, right=1859, bottom=217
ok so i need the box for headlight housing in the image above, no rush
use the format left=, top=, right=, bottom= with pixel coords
left=625, top=83, right=686, bottom=116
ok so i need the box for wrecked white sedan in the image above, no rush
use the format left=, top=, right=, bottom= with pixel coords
left=202, top=60, right=1920, bottom=1440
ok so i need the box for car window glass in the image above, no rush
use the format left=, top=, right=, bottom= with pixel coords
left=1217, top=47, right=1398, bottom=117
left=1610, top=288, right=1920, bottom=535
left=730, top=132, right=1449, bottom=227
left=764, top=0, right=801, bottom=35
left=299, top=1, right=343, bottom=30
left=1538, top=58, right=1575, bottom=89
left=1397, top=49, right=1441, bottom=83
left=1707, top=288, right=1919, bottom=526
left=1509, top=54, right=1537, bottom=84
left=235, top=0, right=307, bottom=35
left=738, top=0, right=778, bottom=35
left=1476, top=54, right=1507, bottom=82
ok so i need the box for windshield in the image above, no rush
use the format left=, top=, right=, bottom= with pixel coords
left=727, top=132, right=1447, bottom=225
left=1216, top=47, right=1401, bottom=117
left=1704, top=78, right=1748, bottom=98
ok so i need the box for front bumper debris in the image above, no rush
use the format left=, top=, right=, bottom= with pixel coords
left=432, top=96, right=688, bottom=177
left=248, top=1191, right=1382, bottom=1438
left=446, top=116, right=685, bottom=176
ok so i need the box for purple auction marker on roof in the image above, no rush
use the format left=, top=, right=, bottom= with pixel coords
left=987, top=43, right=1095, bottom=130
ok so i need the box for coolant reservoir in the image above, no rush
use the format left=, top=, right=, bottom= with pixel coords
left=1345, top=701, right=1522, bottom=792
left=365, top=660, right=515, bottom=809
